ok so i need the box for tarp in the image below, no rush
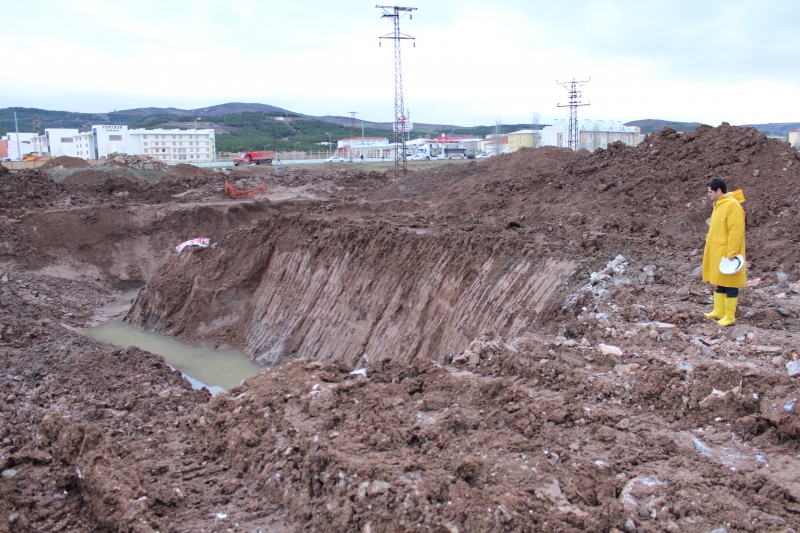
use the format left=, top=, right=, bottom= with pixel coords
left=175, top=238, right=211, bottom=253
left=225, top=181, right=266, bottom=199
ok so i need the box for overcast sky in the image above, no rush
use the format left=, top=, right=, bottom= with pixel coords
left=2, top=0, right=799, bottom=126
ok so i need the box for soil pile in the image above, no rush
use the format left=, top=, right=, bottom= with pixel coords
left=373, top=124, right=800, bottom=275
left=0, top=164, right=9, bottom=176
left=0, top=169, right=65, bottom=209
left=40, top=156, right=92, bottom=170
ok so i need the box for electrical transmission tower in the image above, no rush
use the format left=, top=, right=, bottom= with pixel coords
left=349, top=111, right=358, bottom=161
left=377, top=5, right=416, bottom=179
left=31, top=116, right=43, bottom=155
left=556, top=78, right=590, bottom=151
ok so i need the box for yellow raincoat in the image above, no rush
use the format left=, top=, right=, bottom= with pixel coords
left=702, top=189, right=746, bottom=288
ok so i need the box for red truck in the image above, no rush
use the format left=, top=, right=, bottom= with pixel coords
left=234, top=151, right=276, bottom=166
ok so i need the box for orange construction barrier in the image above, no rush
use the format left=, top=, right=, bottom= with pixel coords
left=225, top=181, right=266, bottom=199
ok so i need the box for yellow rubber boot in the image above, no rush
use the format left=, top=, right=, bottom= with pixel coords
left=717, top=297, right=738, bottom=327
left=704, top=292, right=725, bottom=320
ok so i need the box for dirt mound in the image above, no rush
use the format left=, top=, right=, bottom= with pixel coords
left=371, top=125, right=800, bottom=275
left=0, top=169, right=65, bottom=209
left=40, top=155, right=92, bottom=170
left=97, top=151, right=169, bottom=171
left=0, top=164, right=9, bottom=176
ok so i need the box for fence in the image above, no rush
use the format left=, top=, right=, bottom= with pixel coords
left=217, top=151, right=337, bottom=163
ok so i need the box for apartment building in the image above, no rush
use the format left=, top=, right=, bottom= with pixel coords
left=507, top=129, right=542, bottom=153
left=541, top=120, right=642, bottom=150
left=128, top=128, right=215, bottom=162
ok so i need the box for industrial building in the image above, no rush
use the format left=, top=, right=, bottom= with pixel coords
left=790, top=129, right=799, bottom=150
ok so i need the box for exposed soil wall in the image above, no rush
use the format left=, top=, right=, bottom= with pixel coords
left=127, top=216, right=576, bottom=366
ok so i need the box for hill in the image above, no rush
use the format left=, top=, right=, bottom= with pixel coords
left=741, top=122, right=800, bottom=134
left=623, top=119, right=705, bottom=134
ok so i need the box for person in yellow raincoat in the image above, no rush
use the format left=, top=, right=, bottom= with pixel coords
left=702, top=177, right=746, bottom=326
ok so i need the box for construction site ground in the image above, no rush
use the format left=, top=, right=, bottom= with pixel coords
left=1, top=124, right=800, bottom=533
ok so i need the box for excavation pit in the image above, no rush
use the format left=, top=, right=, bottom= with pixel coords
left=2, top=125, right=800, bottom=531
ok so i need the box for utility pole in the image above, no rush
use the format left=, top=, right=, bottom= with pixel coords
left=349, top=111, right=358, bottom=161
left=377, top=4, right=416, bottom=179
left=14, top=112, right=22, bottom=169
left=494, top=117, right=502, bottom=156
left=361, top=118, right=365, bottom=161
left=557, top=78, right=590, bottom=151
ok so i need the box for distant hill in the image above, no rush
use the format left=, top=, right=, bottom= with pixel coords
left=112, top=103, right=467, bottom=133
left=113, top=102, right=295, bottom=118
left=741, top=123, right=800, bottom=134
left=623, top=119, right=705, bottom=134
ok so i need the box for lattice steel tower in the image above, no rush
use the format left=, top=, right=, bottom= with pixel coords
left=377, top=5, right=416, bottom=179
left=556, top=78, right=590, bottom=151
left=31, top=116, right=43, bottom=155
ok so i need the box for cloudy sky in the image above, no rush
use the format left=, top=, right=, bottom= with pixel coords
left=2, top=0, right=798, bottom=126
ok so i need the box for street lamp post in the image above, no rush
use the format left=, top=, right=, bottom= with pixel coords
left=293, top=142, right=299, bottom=160
left=326, top=133, right=331, bottom=158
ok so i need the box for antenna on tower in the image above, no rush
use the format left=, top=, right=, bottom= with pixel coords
left=556, top=78, right=590, bottom=151
left=349, top=111, right=358, bottom=161
left=376, top=4, right=417, bottom=180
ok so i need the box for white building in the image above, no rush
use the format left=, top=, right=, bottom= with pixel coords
left=41, top=126, right=217, bottom=162
left=44, top=128, right=80, bottom=157
left=91, top=125, right=129, bottom=159
left=128, top=128, right=216, bottom=162
left=1, top=132, right=39, bottom=160
left=790, top=129, right=799, bottom=150
left=541, top=120, right=568, bottom=148
left=542, top=120, right=642, bottom=150
left=336, top=137, right=390, bottom=149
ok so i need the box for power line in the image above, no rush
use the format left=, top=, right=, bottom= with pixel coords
left=377, top=5, right=416, bottom=179
left=556, top=78, right=590, bottom=151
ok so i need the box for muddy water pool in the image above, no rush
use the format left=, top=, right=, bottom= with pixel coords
left=84, top=291, right=263, bottom=394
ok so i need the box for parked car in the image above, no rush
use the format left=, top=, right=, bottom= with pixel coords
left=475, top=153, right=493, bottom=159
left=324, top=155, right=347, bottom=163
left=408, top=154, right=426, bottom=161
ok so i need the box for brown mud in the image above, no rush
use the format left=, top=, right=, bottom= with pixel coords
left=1, top=125, right=800, bottom=532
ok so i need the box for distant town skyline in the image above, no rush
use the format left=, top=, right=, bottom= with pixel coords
left=2, top=0, right=798, bottom=127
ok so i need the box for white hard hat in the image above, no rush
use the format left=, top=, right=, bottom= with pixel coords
left=719, top=255, right=744, bottom=275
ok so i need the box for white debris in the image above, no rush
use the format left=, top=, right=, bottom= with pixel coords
left=350, top=368, right=368, bottom=377
left=598, top=343, right=623, bottom=356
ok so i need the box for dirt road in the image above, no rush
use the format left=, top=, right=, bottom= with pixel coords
left=2, top=125, right=800, bottom=532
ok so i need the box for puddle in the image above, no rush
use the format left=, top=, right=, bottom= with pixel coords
left=84, top=321, right=263, bottom=395
left=95, top=289, right=141, bottom=318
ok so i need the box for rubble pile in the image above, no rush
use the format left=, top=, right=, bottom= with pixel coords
left=98, top=151, right=170, bottom=171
